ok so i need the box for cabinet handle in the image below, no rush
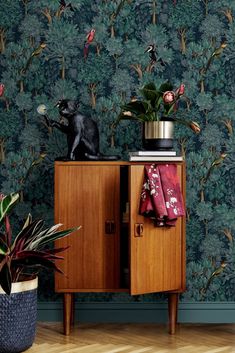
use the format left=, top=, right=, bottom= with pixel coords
left=105, top=220, right=115, bottom=234
left=134, top=223, right=144, bottom=237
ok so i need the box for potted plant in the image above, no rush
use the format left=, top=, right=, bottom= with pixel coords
left=0, top=192, right=79, bottom=353
left=117, top=82, right=200, bottom=150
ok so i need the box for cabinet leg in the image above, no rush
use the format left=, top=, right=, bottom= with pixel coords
left=63, top=293, right=72, bottom=335
left=168, top=293, right=178, bottom=335
left=70, top=293, right=75, bottom=327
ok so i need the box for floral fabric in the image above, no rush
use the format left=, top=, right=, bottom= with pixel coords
left=139, top=164, right=185, bottom=226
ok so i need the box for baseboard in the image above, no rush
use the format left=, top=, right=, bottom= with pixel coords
left=37, top=302, right=235, bottom=323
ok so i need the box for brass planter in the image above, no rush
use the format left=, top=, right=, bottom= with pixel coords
left=143, top=120, right=174, bottom=150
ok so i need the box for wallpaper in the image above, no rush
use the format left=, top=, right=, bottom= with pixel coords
left=0, top=0, right=235, bottom=302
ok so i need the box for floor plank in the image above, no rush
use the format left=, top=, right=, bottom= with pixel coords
left=27, top=323, right=235, bottom=353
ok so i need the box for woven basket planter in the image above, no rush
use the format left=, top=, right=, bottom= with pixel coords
left=0, top=277, right=38, bottom=353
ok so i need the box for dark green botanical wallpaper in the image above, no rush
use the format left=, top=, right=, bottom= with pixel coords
left=0, top=0, right=235, bottom=302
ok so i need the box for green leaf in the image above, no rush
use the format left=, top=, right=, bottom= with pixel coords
left=159, top=82, right=173, bottom=93
left=155, top=96, right=163, bottom=111
left=140, top=85, right=160, bottom=107
left=44, top=246, right=70, bottom=255
left=121, top=101, right=147, bottom=115
left=22, top=214, right=33, bottom=231
left=14, top=250, right=64, bottom=261
left=0, top=236, right=8, bottom=255
left=30, top=226, right=80, bottom=249
left=12, top=219, right=45, bottom=252
left=0, top=193, right=19, bottom=225
left=142, top=82, right=157, bottom=92
left=12, top=255, right=64, bottom=274
left=163, top=102, right=175, bottom=116
left=0, top=255, right=7, bottom=272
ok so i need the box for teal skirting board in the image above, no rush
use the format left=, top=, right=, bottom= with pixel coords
left=37, top=302, right=235, bottom=323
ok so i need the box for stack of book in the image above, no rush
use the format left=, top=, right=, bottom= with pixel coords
left=129, top=150, right=183, bottom=162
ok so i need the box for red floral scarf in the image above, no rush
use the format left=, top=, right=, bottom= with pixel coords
left=139, top=164, right=185, bottom=226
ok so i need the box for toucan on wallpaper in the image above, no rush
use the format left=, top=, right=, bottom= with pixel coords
left=0, top=0, right=235, bottom=302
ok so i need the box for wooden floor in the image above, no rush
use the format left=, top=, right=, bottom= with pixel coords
left=28, top=322, right=235, bottom=353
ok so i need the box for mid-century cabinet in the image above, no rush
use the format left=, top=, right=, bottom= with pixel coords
left=54, top=161, right=186, bottom=335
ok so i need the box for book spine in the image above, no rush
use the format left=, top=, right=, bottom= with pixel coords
left=129, top=152, right=176, bottom=156
left=129, top=157, right=183, bottom=161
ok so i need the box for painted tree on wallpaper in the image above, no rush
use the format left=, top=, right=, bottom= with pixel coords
left=0, top=0, right=235, bottom=301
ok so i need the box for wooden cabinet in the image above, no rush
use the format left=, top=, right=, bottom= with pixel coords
left=54, top=161, right=186, bottom=335
left=54, top=164, right=120, bottom=291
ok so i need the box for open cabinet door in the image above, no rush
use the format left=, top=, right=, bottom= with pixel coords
left=129, top=163, right=186, bottom=295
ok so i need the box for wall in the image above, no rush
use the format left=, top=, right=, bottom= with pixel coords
left=0, top=0, right=235, bottom=309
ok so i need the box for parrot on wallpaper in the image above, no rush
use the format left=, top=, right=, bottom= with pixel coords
left=0, top=83, right=5, bottom=97
left=21, top=43, right=47, bottom=74
left=59, top=0, right=74, bottom=12
left=83, top=29, right=96, bottom=60
left=145, top=44, right=165, bottom=66
left=203, top=261, right=227, bottom=293
left=205, top=43, right=227, bottom=72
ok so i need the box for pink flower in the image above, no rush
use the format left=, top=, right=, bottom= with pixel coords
left=0, top=83, right=5, bottom=97
left=163, top=91, right=175, bottom=104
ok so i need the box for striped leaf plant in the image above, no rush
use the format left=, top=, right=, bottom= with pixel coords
left=0, top=193, right=80, bottom=295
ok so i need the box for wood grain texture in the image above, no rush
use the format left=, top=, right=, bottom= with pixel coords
left=55, top=161, right=186, bottom=335
left=55, top=165, right=120, bottom=291
left=29, top=322, right=235, bottom=353
left=55, top=161, right=186, bottom=295
left=129, top=163, right=185, bottom=295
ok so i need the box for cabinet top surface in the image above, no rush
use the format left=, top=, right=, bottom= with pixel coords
left=54, top=161, right=129, bottom=166
left=54, top=160, right=185, bottom=166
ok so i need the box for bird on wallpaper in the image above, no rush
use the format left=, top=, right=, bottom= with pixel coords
left=21, top=43, right=47, bottom=74
left=202, top=261, right=227, bottom=293
left=145, top=44, right=157, bottom=64
left=145, top=44, right=165, bottom=66
left=0, top=83, right=5, bottom=97
left=31, top=43, right=47, bottom=57
left=31, top=153, right=47, bottom=167
left=83, top=29, right=96, bottom=60
left=59, top=0, right=74, bottom=12
left=203, top=153, right=227, bottom=183
left=205, top=42, right=227, bottom=72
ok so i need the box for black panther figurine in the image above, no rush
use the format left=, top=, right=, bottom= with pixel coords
left=38, top=100, right=119, bottom=161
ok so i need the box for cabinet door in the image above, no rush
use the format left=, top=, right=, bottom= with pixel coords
left=129, top=164, right=186, bottom=295
left=55, top=165, right=120, bottom=291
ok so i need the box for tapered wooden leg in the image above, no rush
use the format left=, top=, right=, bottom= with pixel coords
left=168, top=293, right=178, bottom=335
left=63, top=293, right=72, bottom=335
left=70, top=293, right=75, bottom=327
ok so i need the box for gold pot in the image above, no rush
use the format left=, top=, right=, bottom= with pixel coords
left=143, top=120, right=174, bottom=150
